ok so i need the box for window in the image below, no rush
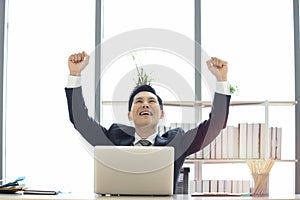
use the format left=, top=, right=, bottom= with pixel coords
left=5, top=0, right=95, bottom=192
left=4, top=0, right=296, bottom=195
left=201, top=0, right=295, bottom=195
left=101, top=0, right=195, bottom=128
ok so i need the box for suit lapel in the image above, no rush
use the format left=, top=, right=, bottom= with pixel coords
left=154, top=134, right=169, bottom=146
left=109, top=123, right=135, bottom=146
left=119, top=136, right=135, bottom=146
left=154, top=128, right=180, bottom=146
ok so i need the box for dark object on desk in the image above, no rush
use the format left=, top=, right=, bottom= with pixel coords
left=176, top=167, right=190, bottom=194
left=23, top=189, right=59, bottom=195
left=0, top=188, right=22, bottom=194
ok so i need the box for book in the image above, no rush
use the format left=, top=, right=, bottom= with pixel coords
left=227, top=126, right=234, bottom=159
left=276, top=127, right=282, bottom=159
left=259, top=123, right=268, bottom=159
left=218, top=180, right=225, bottom=193
left=215, top=134, right=222, bottom=159
left=233, top=127, right=239, bottom=159
left=202, top=180, right=210, bottom=193
left=221, top=128, right=228, bottom=159
left=23, top=189, right=59, bottom=195
left=231, top=180, right=239, bottom=194
left=242, top=180, right=250, bottom=194
left=210, top=139, right=216, bottom=159
left=203, top=144, right=211, bottom=159
left=252, top=123, right=260, bottom=159
left=210, top=180, right=218, bottom=192
left=270, top=126, right=276, bottom=159
left=238, top=123, right=247, bottom=159
left=224, top=180, right=232, bottom=193
left=246, top=123, right=253, bottom=159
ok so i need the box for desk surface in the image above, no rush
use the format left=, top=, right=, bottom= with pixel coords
left=0, top=194, right=300, bottom=200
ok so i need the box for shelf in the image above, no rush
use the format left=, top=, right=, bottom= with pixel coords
left=102, top=100, right=297, bottom=108
left=185, top=158, right=297, bottom=164
left=102, top=99, right=296, bottom=195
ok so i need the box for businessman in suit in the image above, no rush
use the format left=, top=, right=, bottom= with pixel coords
left=65, top=51, right=231, bottom=193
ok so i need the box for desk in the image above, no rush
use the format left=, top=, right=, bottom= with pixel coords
left=0, top=194, right=300, bottom=200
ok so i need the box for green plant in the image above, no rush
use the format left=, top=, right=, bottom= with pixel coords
left=229, top=84, right=239, bottom=95
left=130, top=53, right=154, bottom=86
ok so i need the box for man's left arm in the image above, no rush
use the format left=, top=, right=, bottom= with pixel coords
left=181, top=89, right=231, bottom=156
left=174, top=57, right=231, bottom=157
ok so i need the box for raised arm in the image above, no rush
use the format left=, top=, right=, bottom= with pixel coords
left=65, top=51, right=113, bottom=146
left=169, top=57, right=231, bottom=157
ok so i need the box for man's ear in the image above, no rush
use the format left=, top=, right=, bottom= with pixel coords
left=160, top=110, right=165, bottom=119
left=128, top=111, right=132, bottom=121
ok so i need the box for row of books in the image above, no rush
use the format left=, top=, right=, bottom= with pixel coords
left=160, top=123, right=282, bottom=160
left=195, top=123, right=282, bottom=159
left=189, top=180, right=250, bottom=194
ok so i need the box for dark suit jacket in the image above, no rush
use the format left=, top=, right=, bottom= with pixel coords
left=65, top=87, right=231, bottom=193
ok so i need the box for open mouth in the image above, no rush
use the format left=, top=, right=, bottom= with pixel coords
left=139, top=111, right=152, bottom=116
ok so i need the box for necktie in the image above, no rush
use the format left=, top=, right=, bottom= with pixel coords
left=137, top=139, right=152, bottom=146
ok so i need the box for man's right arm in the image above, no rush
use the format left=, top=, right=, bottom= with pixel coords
left=65, top=52, right=113, bottom=146
left=65, top=86, right=113, bottom=146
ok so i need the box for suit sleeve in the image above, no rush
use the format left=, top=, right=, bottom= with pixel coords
left=65, top=87, right=113, bottom=146
left=179, top=92, right=231, bottom=156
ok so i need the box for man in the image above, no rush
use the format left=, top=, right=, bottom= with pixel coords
left=65, top=51, right=231, bottom=193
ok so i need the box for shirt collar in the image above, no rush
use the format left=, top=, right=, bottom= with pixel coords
left=134, top=132, right=157, bottom=145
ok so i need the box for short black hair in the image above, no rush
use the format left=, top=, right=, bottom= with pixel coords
left=128, top=84, right=163, bottom=111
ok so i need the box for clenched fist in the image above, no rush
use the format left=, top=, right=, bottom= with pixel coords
left=206, top=57, right=228, bottom=81
left=68, top=51, right=90, bottom=76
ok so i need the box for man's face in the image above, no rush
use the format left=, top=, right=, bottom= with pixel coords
left=128, top=91, right=164, bottom=129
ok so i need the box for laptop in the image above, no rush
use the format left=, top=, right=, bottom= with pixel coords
left=94, top=146, right=174, bottom=196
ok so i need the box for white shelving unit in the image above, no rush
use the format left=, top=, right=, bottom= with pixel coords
left=102, top=100, right=297, bottom=194
left=182, top=100, right=297, bottom=195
